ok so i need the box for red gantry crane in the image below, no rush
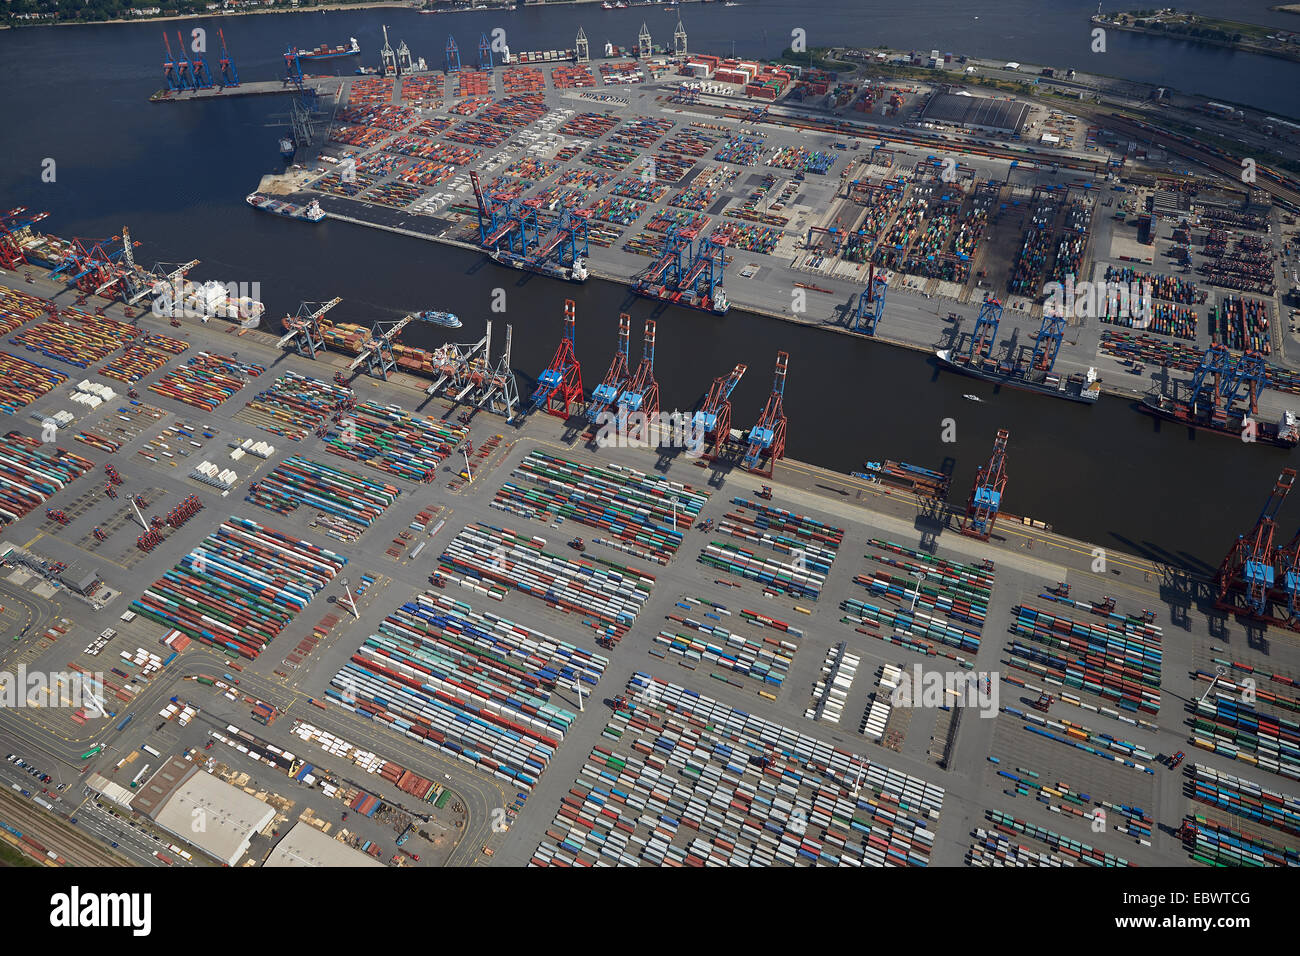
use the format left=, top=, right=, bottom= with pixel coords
left=691, top=363, right=746, bottom=461
left=530, top=299, right=584, bottom=418
left=742, top=352, right=789, bottom=476
left=959, top=428, right=1009, bottom=541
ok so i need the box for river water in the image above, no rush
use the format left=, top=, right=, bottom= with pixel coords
left=0, top=0, right=1294, bottom=569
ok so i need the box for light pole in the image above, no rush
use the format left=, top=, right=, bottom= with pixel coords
left=340, top=577, right=359, bottom=620
left=1198, top=665, right=1227, bottom=706
left=462, top=447, right=473, bottom=483
left=909, top=571, right=927, bottom=612
left=573, top=676, right=585, bottom=712
left=670, top=496, right=678, bottom=532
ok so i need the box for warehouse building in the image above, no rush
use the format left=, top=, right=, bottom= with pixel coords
left=264, top=821, right=384, bottom=868
left=922, top=92, right=1031, bottom=134
left=132, top=756, right=276, bottom=866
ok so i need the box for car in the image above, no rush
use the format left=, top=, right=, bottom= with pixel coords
left=69, top=818, right=76, bottom=825
left=4, top=754, right=13, bottom=762
left=110, top=842, right=119, bottom=849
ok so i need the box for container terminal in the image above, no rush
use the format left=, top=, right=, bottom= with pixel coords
left=213, top=21, right=1300, bottom=437
left=0, top=248, right=1298, bottom=871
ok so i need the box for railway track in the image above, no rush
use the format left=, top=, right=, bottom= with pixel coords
left=0, top=786, right=126, bottom=867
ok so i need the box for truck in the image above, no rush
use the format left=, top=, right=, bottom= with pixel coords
left=396, top=824, right=415, bottom=847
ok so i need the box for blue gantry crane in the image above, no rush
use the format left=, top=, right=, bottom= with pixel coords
left=742, top=352, right=789, bottom=476
left=217, top=28, right=239, bottom=87
left=284, top=47, right=305, bottom=89
left=531, top=299, right=584, bottom=418
left=617, top=319, right=660, bottom=420
left=479, top=32, right=494, bottom=70
left=1217, top=468, right=1294, bottom=621
left=852, top=266, right=887, bottom=335
left=692, top=363, right=746, bottom=461
left=585, top=313, right=632, bottom=425
left=1028, top=312, right=1066, bottom=374
left=959, top=428, right=1009, bottom=541
left=185, top=31, right=214, bottom=89
left=162, top=33, right=186, bottom=91
left=965, top=294, right=1003, bottom=364
left=446, top=35, right=461, bottom=73
left=1189, top=344, right=1267, bottom=420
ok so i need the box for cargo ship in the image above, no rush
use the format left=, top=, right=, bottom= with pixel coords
left=308, top=319, right=450, bottom=376
left=416, top=310, right=461, bottom=329
left=632, top=283, right=730, bottom=316
left=1138, top=394, right=1299, bottom=448
left=298, top=38, right=360, bottom=61
left=490, top=249, right=589, bottom=284
left=155, top=279, right=265, bottom=329
left=935, top=348, right=1100, bottom=404
left=853, top=459, right=951, bottom=499
left=246, top=193, right=326, bottom=223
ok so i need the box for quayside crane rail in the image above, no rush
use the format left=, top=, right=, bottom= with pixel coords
left=742, top=351, right=788, bottom=476
left=692, top=363, right=746, bottom=461
left=585, top=313, right=631, bottom=425
left=530, top=299, right=584, bottom=418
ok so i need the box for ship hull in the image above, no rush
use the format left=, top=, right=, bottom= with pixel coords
left=247, top=194, right=325, bottom=223
left=1137, top=397, right=1298, bottom=449
left=631, top=286, right=729, bottom=316
left=490, top=251, right=587, bottom=284
left=935, top=350, right=1097, bottom=404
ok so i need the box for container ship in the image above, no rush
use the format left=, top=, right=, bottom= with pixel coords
left=301, top=319, right=453, bottom=377
left=298, top=38, right=360, bottom=61
left=157, top=279, right=265, bottom=329
left=247, top=193, right=325, bottom=223
left=632, top=283, right=730, bottom=316
left=1138, top=394, right=1299, bottom=448
left=853, top=459, right=951, bottom=499
left=490, top=249, right=589, bottom=284
left=935, top=348, right=1100, bottom=404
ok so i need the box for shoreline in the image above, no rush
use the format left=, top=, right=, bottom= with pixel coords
left=2, top=1, right=414, bottom=30
left=317, top=208, right=1156, bottom=408
left=1093, top=15, right=1300, bottom=67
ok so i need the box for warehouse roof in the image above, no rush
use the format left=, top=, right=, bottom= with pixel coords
left=140, top=759, right=275, bottom=866
left=922, top=93, right=1030, bottom=133
left=264, top=821, right=383, bottom=868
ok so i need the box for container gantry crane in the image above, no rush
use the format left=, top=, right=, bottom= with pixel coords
left=965, top=294, right=1002, bottom=364
left=959, top=428, right=1009, bottom=541
left=1028, top=312, right=1066, bottom=374
left=184, top=30, right=214, bottom=90
left=479, top=32, right=494, bottom=70
left=531, top=299, right=584, bottom=419
left=277, top=298, right=342, bottom=359
left=617, top=319, right=660, bottom=423
left=349, top=313, right=420, bottom=379
left=1216, top=467, right=1294, bottom=622
left=742, top=351, right=788, bottom=476
left=173, top=31, right=197, bottom=90
left=0, top=208, right=49, bottom=271
left=217, top=28, right=239, bottom=87
left=284, top=47, right=305, bottom=89
left=445, top=35, right=461, bottom=74
left=585, top=313, right=632, bottom=425
left=852, top=266, right=887, bottom=335
left=163, top=33, right=189, bottom=91
left=691, top=363, right=746, bottom=461
left=131, top=259, right=201, bottom=310
left=1189, top=344, right=1267, bottom=420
